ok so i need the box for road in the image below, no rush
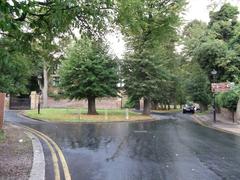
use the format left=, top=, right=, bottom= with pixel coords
left=5, top=111, right=240, bottom=180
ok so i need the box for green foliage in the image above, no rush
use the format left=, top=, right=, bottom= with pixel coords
left=118, top=0, right=186, bottom=110
left=48, top=92, right=64, bottom=101
left=216, top=86, right=240, bottom=112
left=0, top=47, right=32, bottom=94
left=0, top=1, right=115, bottom=39
left=185, top=64, right=211, bottom=109
left=124, top=96, right=139, bottom=108
left=0, top=1, right=115, bottom=94
left=183, top=20, right=208, bottom=57
left=59, top=37, right=118, bottom=100
left=184, top=3, right=240, bottom=84
left=194, top=39, right=228, bottom=80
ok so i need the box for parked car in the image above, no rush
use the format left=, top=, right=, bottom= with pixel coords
left=182, top=104, right=195, bottom=114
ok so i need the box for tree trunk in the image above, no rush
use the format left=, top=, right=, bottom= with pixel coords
left=173, top=102, right=177, bottom=109
left=143, top=98, right=151, bottom=115
left=167, top=104, right=170, bottom=110
left=164, top=104, right=167, bottom=110
left=160, top=104, right=164, bottom=110
left=88, top=97, right=97, bottom=115
left=235, top=98, right=240, bottom=122
left=42, top=63, right=48, bottom=108
left=0, top=93, right=5, bottom=129
left=151, top=101, right=158, bottom=110
left=232, top=111, right=235, bottom=123
left=134, top=100, right=140, bottom=110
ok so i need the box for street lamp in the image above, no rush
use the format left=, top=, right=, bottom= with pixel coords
left=37, top=75, right=42, bottom=114
left=211, top=69, right=217, bottom=123
left=38, top=91, right=41, bottom=114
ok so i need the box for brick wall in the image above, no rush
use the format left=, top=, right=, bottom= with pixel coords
left=220, top=108, right=236, bottom=122
left=47, top=97, right=127, bottom=109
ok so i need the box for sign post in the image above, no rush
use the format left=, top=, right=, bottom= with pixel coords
left=0, top=93, right=6, bottom=129
left=211, top=82, right=235, bottom=93
left=211, top=82, right=235, bottom=123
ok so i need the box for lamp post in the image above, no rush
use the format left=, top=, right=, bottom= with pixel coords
left=37, top=75, right=42, bottom=114
left=211, top=69, right=217, bottom=123
left=38, top=91, right=41, bottom=114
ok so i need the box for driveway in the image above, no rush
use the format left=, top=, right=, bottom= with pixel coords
left=5, top=111, right=240, bottom=180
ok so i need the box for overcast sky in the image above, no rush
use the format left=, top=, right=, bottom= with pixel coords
left=107, top=0, right=240, bottom=58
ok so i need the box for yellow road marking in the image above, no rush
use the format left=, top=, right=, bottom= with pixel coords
left=25, top=127, right=60, bottom=180
left=23, top=126, right=72, bottom=180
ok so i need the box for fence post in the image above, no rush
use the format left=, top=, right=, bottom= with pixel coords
left=126, top=108, right=129, bottom=120
left=0, top=93, right=6, bottom=129
left=79, top=108, right=81, bottom=120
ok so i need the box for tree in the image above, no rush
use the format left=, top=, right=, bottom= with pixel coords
left=216, top=87, right=239, bottom=122
left=0, top=47, right=32, bottom=94
left=182, top=20, right=208, bottom=58
left=195, top=4, right=240, bottom=82
left=0, top=0, right=115, bottom=97
left=185, top=64, right=211, bottom=111
left=209, top=3, right=239, bottom=41
left=118, top=0, right=186, bottom=115
left=182, top=3, right=240, bottom=113
left=59, top=37, right=118, bottom=115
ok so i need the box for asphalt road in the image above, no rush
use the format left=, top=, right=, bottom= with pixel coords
left=5, top=111, right=240, bottom=180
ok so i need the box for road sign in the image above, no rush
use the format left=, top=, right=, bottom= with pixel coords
left=211, top=82, right=235, bottom=93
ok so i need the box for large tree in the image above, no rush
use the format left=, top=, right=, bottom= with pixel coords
left=183, top=3, right=240, bottom=113
left=118, top=0, right=186, bottom=115
left=59, top=37, right=118, bottom=115
left=0, top=39, right=33, bottom=94
left=0, top=1, right=115, bottom=97
left=195, top=3, right=240, bottom=82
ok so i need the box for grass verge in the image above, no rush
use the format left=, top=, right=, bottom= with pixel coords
left=24, top=108, right=152, bottom=123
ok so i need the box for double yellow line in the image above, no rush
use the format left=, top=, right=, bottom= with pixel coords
left=23, top=125, right=71, bottom=180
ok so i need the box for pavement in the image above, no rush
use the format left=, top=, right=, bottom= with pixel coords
left=4, top=110, right=240, bottom=180
left=0, top=123, right=33, bottom=180
left=194, top=113, right=240, bottom=136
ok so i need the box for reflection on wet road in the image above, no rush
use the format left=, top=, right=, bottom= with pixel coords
left=5, top=111, right=240, bottom=180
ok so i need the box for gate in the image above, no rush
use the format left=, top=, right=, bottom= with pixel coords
left=9, top=96, right=31, bottom=110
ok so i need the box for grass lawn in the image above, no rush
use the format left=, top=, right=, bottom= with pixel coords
left=24, top=108, right=152, bottom=123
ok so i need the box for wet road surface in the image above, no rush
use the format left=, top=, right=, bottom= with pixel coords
left=5, top=111, right=240, bottom=180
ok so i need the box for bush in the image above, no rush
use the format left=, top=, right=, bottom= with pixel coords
left=124, top=96, right=139, bottom=109
left=216, top=85, right=240, bottom=121
left=48, top=92, right=64, bottom=101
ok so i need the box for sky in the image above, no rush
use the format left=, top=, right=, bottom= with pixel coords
left=107, top=0, right=240, bottom=58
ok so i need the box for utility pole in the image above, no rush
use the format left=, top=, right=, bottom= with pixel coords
left=0, top=93, right=6, bottom=129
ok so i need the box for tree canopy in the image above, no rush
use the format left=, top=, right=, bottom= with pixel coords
left=59, top=37, right=118, bottom=114
left=118, top=0, right=186, bottom=114
left=0, top=0, right=115, bottom=95
left=183, top=3, right=240, bottom=112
